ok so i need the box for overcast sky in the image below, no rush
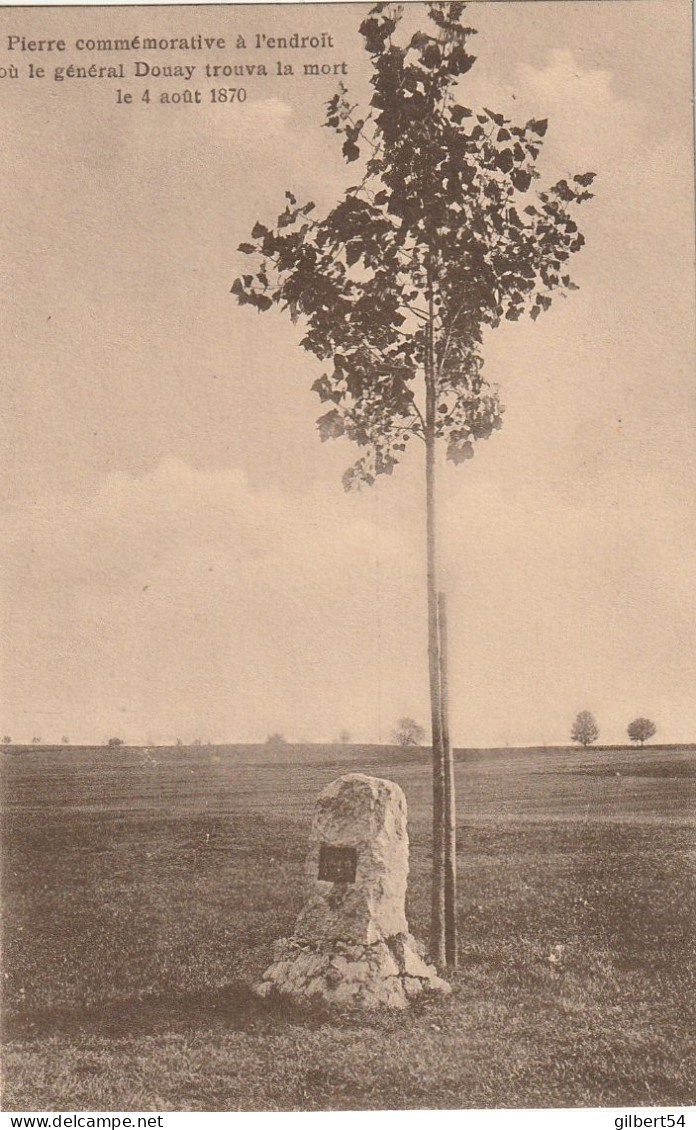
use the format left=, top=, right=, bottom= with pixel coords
left=1, top=1, right=694, bottom=746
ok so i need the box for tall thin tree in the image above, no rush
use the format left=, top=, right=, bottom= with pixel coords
left=232, top=1, right=594, bottom=964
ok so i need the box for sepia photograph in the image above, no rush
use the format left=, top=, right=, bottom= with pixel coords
left=1, top=0, right=695, bottom=1115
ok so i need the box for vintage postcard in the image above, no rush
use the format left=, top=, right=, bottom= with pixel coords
left=1, top=0, right=694, bottom=1117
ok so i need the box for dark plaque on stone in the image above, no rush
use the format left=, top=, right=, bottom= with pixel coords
left=318, top=844, right=357, bottom=883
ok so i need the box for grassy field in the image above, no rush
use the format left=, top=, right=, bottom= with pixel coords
left=1, top=741, right=694, bottom=1111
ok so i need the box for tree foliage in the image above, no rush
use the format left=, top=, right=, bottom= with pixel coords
left=392, top=716, right=426, bottom=747
left=627, top=717, right=657, bottom=746
left=232, top=1, right=594, bottom=489
left=571, top=710, right=599, bottom=748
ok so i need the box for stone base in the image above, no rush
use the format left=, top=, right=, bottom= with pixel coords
left=255, top=933, right=451, bottom=1010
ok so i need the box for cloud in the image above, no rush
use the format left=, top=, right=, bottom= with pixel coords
left=515, top=48, right=641, bottom=171
left=2, top=461, right=424, bottom=744
left=436, top=457, right=696, bottom=745
left=3, top=452, right=694, bottom=747
left=244, top=97, right=293, bottom=125
left=196, top=96, right=295, bottom=149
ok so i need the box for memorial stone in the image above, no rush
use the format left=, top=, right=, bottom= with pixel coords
left=256, top=773, right=450, bottom=1009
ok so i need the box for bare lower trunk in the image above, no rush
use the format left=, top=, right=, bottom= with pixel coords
left=426, top=268, right=446, bottom=967
left=426, top=432, right=445, bottom=966
left=438, top=590, right=458, bottom=969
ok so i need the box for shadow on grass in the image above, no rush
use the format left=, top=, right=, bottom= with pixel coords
left=2, top=979, right=406, bottom=1044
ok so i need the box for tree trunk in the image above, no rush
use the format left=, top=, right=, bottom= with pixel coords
left=426, top=268, right=446, bottom=967
left=438, top=590, right=458, bottom=969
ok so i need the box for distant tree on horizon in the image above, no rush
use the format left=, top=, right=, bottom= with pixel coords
left=338, top=729, right=353, bottom=744
left=571, top=711, right=599, bottom=748
left=31, top=736, right=41, bottom=744
left=265, top=732, right=288, bottom=748
left=2, top=736, right=11, bottom=745
left=392, top=717, right=426, bottom=748
left=627, top=717, right=657, bottom=746
left=107, top=737, right=124, bottom=748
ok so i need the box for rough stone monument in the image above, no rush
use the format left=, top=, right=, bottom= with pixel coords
left=256, top=773, right=450, bottom=1009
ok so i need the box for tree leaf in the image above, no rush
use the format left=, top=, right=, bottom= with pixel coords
left=317, top=409, right=346, bottom=442
left=527, top=118, right=548, bottom=137
left=410, top=31, right=431, bottom=49
left=495, top=148, right=514, bottom=174
left=448, top=45, right=475, bottom=75
left=484, top=108, right=505, bottom=126
left=342, top=139, right=361, bottom=163
left=511, top=168, right=532, bottom=192
left=447, top=438, right=475, bottom=464
left=422, top=44, right=441, bottom=68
